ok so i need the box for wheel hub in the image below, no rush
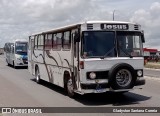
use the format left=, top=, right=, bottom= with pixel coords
left=67, top=79, right=74, bottom=93
left=116, top=69, right=132, bottom=87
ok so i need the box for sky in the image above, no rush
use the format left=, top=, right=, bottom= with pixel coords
left=0, top=0, right=160, bottom=50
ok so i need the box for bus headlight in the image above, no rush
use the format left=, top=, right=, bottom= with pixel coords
left=89, top=72, right=96, bottom=79
left=137, top=70, right=143, bottom=77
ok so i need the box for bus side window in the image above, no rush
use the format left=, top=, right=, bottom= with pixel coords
left=53, top=34, right=57, bottom=50
left=45, top=34, right=52, bottom=50
left=63, top=31, right=71, bottom=50
left=54, top=33, right=62, bottom=51
left=29, top=36, right=34, bottom=50
left=38, top=34, right=44, bottom=50
left=34, top=35, right=38, bottom=49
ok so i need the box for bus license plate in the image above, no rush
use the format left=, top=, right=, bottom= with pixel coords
left=96, top=86, right=105, bottom=93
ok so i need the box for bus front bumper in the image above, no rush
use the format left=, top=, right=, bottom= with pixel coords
left=135, top=77, right=145, bottom=86
left=78, top=77, right=145, bottom=94
left=15, top=62, right=28, bottom=67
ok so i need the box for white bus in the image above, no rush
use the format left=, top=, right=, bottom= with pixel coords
left=28, top=21, right=145, bottom=97
left=4, top=39, right=28, bottom=68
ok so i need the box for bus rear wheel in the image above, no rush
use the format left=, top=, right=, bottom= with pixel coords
left=35, top=67, right=41, bottom=84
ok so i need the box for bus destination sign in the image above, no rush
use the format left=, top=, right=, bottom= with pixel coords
left=100, top=24, right=129, bottom=30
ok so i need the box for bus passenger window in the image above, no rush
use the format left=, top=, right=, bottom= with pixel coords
left=53, top=33, right=62, bottom=50
left=34, top=36, right=38, bottom=49
left=63, top=31, right=71, bottom=50
left=45, top=34, right=52, bottom=50
left=38, top=35, right=44, bottom=50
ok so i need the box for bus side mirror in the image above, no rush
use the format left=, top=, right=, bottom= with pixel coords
left=141, top=34, right=145, bottom=43
left=141, top=31, right=145, bottom=43
left=74, top=31, right=80, bottom=43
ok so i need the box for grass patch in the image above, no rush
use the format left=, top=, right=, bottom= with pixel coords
left=145, top=62, right=160, bottom=69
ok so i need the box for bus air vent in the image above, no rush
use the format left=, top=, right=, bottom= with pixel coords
left=87, top=24, right=93, bottom=30
left=134, top=25, right=139, bottom=30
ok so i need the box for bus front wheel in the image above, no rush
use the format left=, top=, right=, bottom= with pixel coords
left=66, top=78, right=75, bottom=98
left=64, top=73, right=75, bottom=98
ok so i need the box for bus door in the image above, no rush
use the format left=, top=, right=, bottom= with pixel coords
left=28, top=37, right=34, bottom=74
left=71, top=30, right=80, bottom=90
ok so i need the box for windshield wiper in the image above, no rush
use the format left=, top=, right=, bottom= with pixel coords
left=119, top=47, right=133, bottom=58
left=101, top=47, right=116, bottom=59
left=88, top=56, right=104, bottom=58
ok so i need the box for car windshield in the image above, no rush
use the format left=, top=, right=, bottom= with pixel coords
left=82, top=31, right=143, bottom=58
left=15, top=42, right=27, bottom=55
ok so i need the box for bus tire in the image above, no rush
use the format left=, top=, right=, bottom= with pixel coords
left=64, top=73, right=75, bottom=98
left=35, top=66, right=41, bottom=84
left=108, top=63, right=136, bottom=90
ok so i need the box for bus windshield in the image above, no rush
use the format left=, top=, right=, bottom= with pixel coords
left=15, top=42, right=27, bottom=55
left=82, top=31, right=116, bottom=58
left=82, top=31, right=143, bottom=58
left=117, top=31, right=143, bottom=57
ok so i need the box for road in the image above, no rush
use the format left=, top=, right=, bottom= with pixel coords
left=0, top=55, right=160, bottom=116
left=144, top=68, right=160, bottom=77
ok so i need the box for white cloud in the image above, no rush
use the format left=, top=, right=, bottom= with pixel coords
left=0, top=0, right=97, bottom=47
left=130, top=2, right=160, bottom=50
left=0, top=0, right=160, bottom=51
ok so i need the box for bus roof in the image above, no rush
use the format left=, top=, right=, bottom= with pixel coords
left=31, top=20, right=140, bottom=36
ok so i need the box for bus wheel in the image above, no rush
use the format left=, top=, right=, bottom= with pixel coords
left=109, top=63, right=136, bottom=90
left=35, top=67, right=41, bottom=84
left=66, top=78, right=75, bottom=98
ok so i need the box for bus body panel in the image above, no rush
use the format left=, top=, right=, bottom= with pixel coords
left=80, top=57, right=144, bottom=83
left=83, top=58, right=144, bottom=71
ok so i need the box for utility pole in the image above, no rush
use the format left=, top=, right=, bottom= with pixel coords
left=113, top=10, right=115, bottom=21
